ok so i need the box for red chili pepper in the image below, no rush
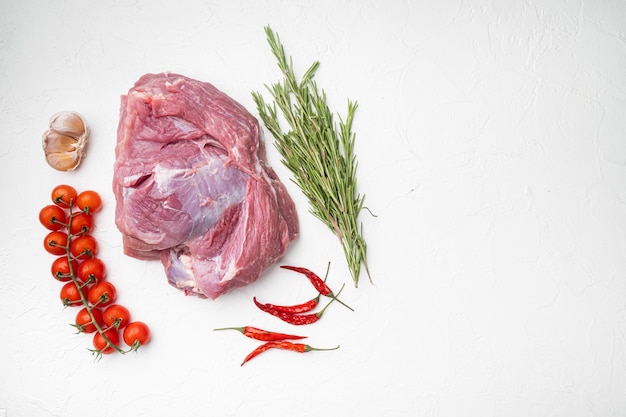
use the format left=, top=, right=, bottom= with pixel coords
left=213, top=326, right=307, bottom=341
left=280, top=265, right=354, bottom=312
left=255, top=295, right=320, bottom=314
left=280, top=265, right=332, bottom=295
left=253, top=297, right=321, bottom=325
left=240, top=340, right=340, bottom=366
left=253, top=283, right=346, bottom=326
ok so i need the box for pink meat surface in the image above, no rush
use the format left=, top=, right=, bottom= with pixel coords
left=113, top=72, right=299, bottom=299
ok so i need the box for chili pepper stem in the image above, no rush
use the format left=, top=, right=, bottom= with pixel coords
left=304, top=344, right=340, bottom=352
left=323, top=261, right=331, bottom=281
left=316, top=283, right=346, bottom=318
left=323, top=262, right=354, bottom=311
left=213, top=327, right=245, bottom=332
left=326, top=292, right=354, bottom=312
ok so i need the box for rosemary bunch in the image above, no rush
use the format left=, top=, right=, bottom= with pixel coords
left=252, top=26, right=371, bottom=286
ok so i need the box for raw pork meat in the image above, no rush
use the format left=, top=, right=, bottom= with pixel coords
left=113, top=72, right=299, bottom=299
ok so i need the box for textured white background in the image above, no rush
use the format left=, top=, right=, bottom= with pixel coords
left=1, top=1, right=626, bottom=416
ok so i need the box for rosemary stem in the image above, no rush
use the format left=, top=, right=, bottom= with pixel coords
left=253, top=26, right=371, bottom=286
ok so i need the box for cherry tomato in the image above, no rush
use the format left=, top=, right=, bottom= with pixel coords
left=70, top=235, right=98, bottom=259
left=76, top=258, right=106, bottom=284
left=60, top=282, right=87, bottom=307
left=51, top=184, right=78, bottom=208
left=103, top=304, right=130, bottom=329
left=88, top=281, right=117, bottom=307
left=75, top=307, right=104, bottom=333
left=77, top=190, right=103, bottom=214
left=69, top=212, right=94, bottom=235
left=44, top=231, right=68, bottom=256
left=123, top=321, right=151, bottom=348
left=93, top=329, right=120, bottom=354
left=39, top=205, right=67, bottom=231
left=50, top=256, right=78, bottom=282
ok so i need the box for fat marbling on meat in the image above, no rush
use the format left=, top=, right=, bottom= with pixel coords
left=113, top=72, right=299, bottom=299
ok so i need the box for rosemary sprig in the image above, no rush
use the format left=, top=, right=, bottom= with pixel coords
left=252, top=26, right=371, bottom=286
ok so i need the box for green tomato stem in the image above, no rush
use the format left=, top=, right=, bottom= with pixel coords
left=64, top=204, right=124, bottom=356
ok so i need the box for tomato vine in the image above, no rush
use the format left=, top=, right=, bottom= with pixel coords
left=40, top=184, right=151, bottom=360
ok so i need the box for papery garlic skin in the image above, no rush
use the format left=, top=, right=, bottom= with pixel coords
left=42, top=111, right=89, bottom=171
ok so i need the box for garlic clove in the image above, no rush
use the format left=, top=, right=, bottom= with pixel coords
left=42, top=131, right=80, bottom=153
left=48, top=111, right=88, bottom=139
left=42, top=110, right=89, bottom=171
left=45, top=151, right=82, bottom=172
